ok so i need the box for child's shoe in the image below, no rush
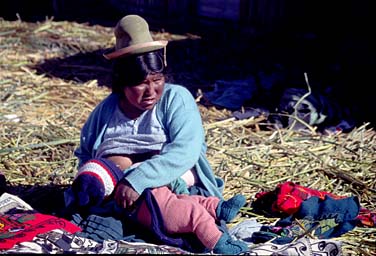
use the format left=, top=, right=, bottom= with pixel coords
left=213, top=232, right=248, bottom=254
left=216, top=194, right=246, bottom=222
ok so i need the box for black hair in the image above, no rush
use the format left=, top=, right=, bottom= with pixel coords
left=111, top=49, right=166, bottom=93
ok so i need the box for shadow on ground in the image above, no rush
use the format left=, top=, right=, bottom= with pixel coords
left=31, top=36, right=256, bottom=93
left=3, top=183, right=69, bottom=216
left=30, top=30, right=375, bottom=128
left=34, top=49, right=113, bottom=87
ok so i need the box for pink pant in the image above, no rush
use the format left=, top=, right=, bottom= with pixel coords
left=136, top=186, right=222, bottom=249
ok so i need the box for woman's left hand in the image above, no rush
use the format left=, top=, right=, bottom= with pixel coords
left=114, top=179, right=140, bottom=209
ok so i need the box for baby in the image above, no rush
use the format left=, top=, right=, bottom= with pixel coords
left=68, top=157, right=248, bottom=254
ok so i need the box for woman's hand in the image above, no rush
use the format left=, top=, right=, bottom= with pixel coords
left=114, top=178, right=140, bottom=209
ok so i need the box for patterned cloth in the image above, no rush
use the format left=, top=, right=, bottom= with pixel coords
left=0, top=209, right=343, bottom=255
left=0, top=193, right=343, bottom=255
left=0, top=212, right=81, bottom=250
left=1, top=228, right=343, bottom=255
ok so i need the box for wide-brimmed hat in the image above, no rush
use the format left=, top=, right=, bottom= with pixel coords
left=103, top=15, right=168, bottom=60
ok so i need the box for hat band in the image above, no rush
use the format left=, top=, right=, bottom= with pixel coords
left=104, top=40, right=168, bottom=60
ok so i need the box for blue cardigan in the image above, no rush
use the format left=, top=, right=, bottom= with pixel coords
left=74, top=83, right=224, bottom=199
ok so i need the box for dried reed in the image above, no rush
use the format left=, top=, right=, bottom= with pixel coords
left=0, top=18, right=374, bottom=255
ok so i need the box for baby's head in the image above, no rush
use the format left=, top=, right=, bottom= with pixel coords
left=71, top=158, right=124, bottom=207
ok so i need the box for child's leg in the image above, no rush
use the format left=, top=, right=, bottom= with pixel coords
left=174, top=193, right=221, bottom=218
left=175, top=193, right=246, bottom=223
left=138, top=186, right=222, bottom=249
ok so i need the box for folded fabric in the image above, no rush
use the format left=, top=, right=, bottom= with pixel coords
left=70, top=202, right=145, bottom=245
left=72, top=214, right=124, bottom=242
left=278, top=87, right=355, bottom=132
left=251, top=195, right=360, bottom=244
left=356, top=208, right=376, bottom=227
left=252, top=181, right=345, bottom=217
left=204, top=78, right=257, bottom=110
left=0, top=212, right=81, bottom=250
left=252, top=181, right=375, bottom=227
left=228, top=218, right=263, bottom=243
left=249, top=237, right=343, bottom=256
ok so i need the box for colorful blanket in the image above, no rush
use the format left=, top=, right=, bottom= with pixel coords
left=0, top=192, right=343, bottom=255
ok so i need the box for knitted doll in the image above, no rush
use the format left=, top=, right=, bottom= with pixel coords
left=67, top=158, right=248, bottom=254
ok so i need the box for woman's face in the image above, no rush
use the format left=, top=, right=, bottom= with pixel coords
left=122, top=73, right=165, bottom=116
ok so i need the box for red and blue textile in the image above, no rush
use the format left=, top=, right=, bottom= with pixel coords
left=252, top=181, right=375, bottom=227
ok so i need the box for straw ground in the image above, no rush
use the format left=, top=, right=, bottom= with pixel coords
left=0, top=18, right=375, bottom=255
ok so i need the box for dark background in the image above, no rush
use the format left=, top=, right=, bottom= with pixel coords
left=1, top=0, right=375, bottom=128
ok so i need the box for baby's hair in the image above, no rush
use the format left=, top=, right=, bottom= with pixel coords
left=111, top=49, right=166, bottom=93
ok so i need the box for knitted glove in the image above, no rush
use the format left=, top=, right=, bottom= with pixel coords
left=71, top=158, right=124, bottom=207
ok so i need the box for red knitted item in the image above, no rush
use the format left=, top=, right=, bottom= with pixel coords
left=255, top=181, right=345, bottom=215
left=254, top=181, right=376, bottom=227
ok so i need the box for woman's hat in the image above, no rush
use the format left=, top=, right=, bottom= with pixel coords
left=103, top=15, right=168, bottom=60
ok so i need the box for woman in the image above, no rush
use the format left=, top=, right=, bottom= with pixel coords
left=72, top=15, right=247, bottom=254
left=74, top=14, right=224, bottom=208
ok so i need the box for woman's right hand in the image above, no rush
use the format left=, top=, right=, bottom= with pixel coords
left=114, top=178, right=140, bottom=209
